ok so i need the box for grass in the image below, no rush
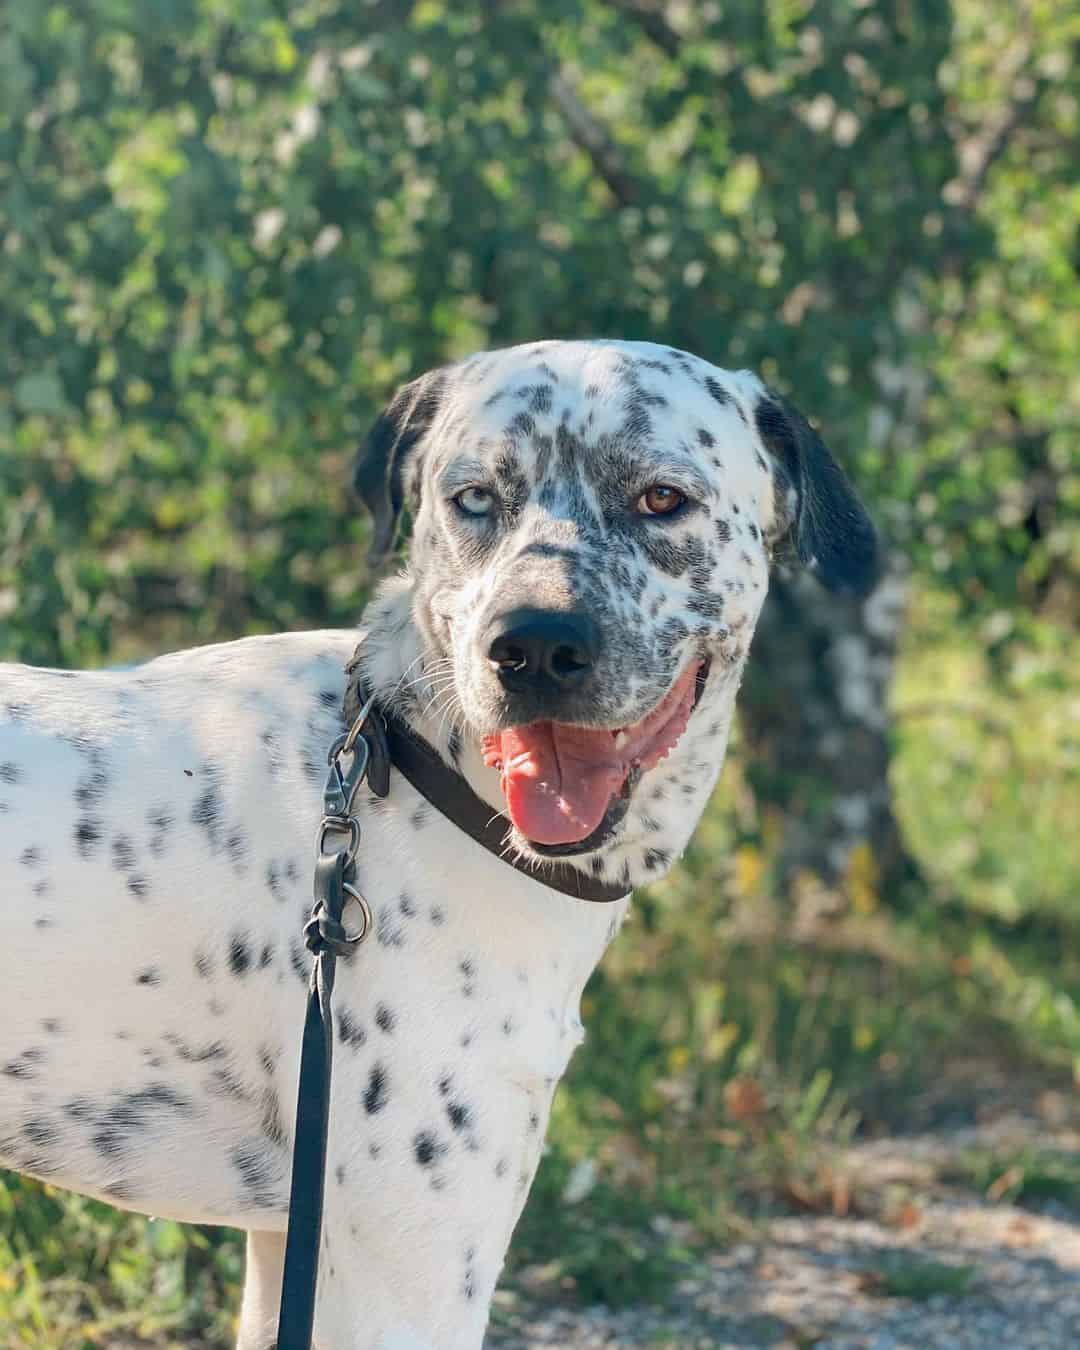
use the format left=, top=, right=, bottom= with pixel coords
left=944, top=1146, right=1080, bottom=1209
left=1, top=589, right=1077, bottom=1342
left=866, top=1254, right=977, bottom=1301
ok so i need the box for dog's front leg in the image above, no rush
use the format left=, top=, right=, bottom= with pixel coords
left=310, top=1185, right=513, bottom=1350
left=303, top=1067, right=552, bottom=1350
left=237, top=1230, right=287, bottom=1350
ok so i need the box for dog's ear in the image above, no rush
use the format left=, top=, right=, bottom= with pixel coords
left=753, top=387, right=879, bottom=596
left=353, top=368, right=448, bottom=561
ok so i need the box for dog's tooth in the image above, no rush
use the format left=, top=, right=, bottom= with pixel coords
left=613, top=730, right=628, bottom=750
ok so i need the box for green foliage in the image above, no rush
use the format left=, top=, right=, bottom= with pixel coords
left=0, top=1174, right=241, bottom=1346
left=3, top=0, right=1076, bottom=665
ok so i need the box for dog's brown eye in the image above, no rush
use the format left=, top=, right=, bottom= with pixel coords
left=637, top=484, right=686, bottom=517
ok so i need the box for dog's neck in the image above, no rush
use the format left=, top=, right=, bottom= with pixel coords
left=355, top=572, right=746, bottom=890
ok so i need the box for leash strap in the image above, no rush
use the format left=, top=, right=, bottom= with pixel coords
left=277, top=713, right=379, bottom=1348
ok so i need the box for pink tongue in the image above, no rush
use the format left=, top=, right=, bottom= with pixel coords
left=497, top=724, right=627, bottom=846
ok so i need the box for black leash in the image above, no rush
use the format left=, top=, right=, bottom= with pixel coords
left=276, top=698, right=383, bottom=1349
left=276, top=661, right=630, bottom=1345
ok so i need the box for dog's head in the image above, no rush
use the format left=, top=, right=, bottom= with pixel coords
left=354, top=340, right=876, bottom=887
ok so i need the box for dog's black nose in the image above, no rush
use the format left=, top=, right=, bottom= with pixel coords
left=486, top=608, right=599, bottom=691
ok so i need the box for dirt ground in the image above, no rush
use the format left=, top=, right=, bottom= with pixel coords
left=488, top=1085, right=1080, bottom=1349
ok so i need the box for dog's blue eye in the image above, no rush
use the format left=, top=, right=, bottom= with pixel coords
left=454, top=487, right=495, bottom=517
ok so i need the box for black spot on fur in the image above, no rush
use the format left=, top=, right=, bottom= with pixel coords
left=19, top=845, right=43, bottom=867
left=0, top=762, right=20, bottom=784
left=91, top=1083, right=193, bottom=1158
left=704, top=375, right=731, bottom=407
left=22, top=1117, right=59, bottom=1150
left=260, top=1089, right=287, bottom=1148
left=166, top=1034, right=225, bottom=1063
left=463, top=1245, right=477, bottom=1301
left=228, top=934, right=252, bottom=976
left=226, top=831, right=248, bottom=871
left=266, top=861, right=285, bottom=901
left=446, top=1099, right=472, bottom=1133
left=190, top=780, right=223, bottom=848
left=337, top=1009, right=366, bottom=1049
left=111, top=834, right=135, bottom=871
left=231, top=1144, right=280, bottom=1208
left=289, top=941, right=310, bottom=984
left=127, top=874, right=150, bottom=899
left=147, top=805, right=174, bottom=857
left=194, top=950, right=213, bottom=979
left=211, top=1065, right=251, bottom=1101
left=74, top=767, right=108, bottom=808
left=3, top=1048, right=43, bottom=1079
left=374, top=1003, right=395, bottom=1034
left=74, top=817, right=103, bottom=858
left=363, top=1062, right=388, bottom=1114
left=376, top=906, right=405, bottom=949
left=136, top=968, right=160, bottom=987
left=413, top=1129, right=447, bottom=1168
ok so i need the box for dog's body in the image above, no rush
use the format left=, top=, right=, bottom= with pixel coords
left=1, top=340, right=876, bottom=1347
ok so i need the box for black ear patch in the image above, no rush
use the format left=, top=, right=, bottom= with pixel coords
left=353, top=369, right=448, bottom=561
left=754, top=391, right=879, bottom=596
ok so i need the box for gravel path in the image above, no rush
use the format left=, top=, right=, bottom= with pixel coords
left=488, top=1113, right=1080, bottom=1348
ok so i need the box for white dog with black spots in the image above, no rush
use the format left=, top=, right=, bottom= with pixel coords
left=0, top=340, right=876, bottom=1348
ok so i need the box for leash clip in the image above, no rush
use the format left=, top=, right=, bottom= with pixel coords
left=322, top=690, right=381, bottom=817
left=323, top=732, right=370, bottom=818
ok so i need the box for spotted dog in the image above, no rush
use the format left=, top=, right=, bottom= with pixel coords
left=0, top=340, right=876, bottom=1348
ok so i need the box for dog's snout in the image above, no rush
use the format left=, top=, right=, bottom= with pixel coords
left=485, top=608, right=599, bottom=692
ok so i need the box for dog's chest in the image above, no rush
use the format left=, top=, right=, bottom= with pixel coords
left=0, top=631, right=626, bottom=1226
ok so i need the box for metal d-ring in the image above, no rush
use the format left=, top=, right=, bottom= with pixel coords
left=340, top=882, right=372, bottom=944
left=316, top=814, right=361, bottom=859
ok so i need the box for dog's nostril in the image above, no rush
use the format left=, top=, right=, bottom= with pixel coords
left=550, top=644, right=589, bottom=680
left=492, top=641, right=529, bottom=673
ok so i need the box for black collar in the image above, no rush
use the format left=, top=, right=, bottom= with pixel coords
left=343, top=652, right=631, bottom=905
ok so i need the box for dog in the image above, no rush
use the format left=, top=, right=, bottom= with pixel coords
left=0, top=339, right=876, bottom=1348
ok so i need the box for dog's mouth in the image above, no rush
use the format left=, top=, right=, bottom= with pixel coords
left=481, top=660, right=709, bottom=854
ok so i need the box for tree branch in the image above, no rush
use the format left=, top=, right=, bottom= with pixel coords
left=604, top=0, right=680, bottom=60
left=946, top=36, right=1044, bottom=214
left=548, top=69, right=644, bottom=206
